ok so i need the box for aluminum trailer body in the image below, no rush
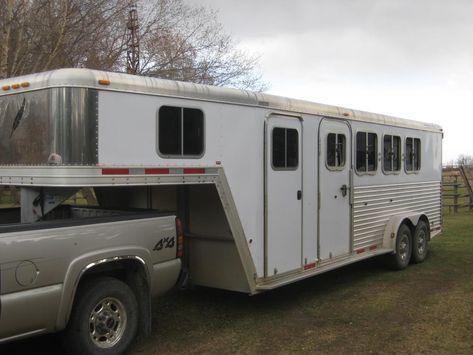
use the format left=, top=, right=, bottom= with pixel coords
left=0, top=69, right=442, bottom=298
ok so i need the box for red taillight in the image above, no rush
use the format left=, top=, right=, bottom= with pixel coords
left=175, top=217, right=184, bottom=258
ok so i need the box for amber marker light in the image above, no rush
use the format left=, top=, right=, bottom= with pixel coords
left=1, top=85, right=10, bottom=91
left=11, top=83, right=20, bottom=89
left=98, top=79, right=111, bottom=86
left=20, top=82, right=30, bottom=88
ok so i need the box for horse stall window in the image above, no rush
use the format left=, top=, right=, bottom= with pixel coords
left=327, top=133, right=346, bottom=169
left=405, top=137, right=421, bottom=172
left=383, top=135, right=401, bottom=173
left=356, top=132, right=378, bottom=173
left=158, top=106, right=204, bottom=157
left=272, top=127, right=299, bottom=169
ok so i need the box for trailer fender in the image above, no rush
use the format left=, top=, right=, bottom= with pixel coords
left=382, top=213, right=429, bottom=253
left=55, top=247, right=152, bottom=330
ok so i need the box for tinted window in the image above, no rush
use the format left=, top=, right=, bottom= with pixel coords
left=272, top=127, right=298, bottom=169
left=183, top=108, right=204, bottom=155
left=286, top=129, right=299, bottom=168
left=356, top=132, right=377, bottom=173
left=272, top=128, right=286, bottom=168
left=158, top=106, right=204, bottom=157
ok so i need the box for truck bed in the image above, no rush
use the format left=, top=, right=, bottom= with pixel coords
left=0, top=205, right=173, bottom=234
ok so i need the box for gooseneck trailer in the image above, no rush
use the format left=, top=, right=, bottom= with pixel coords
left=0, top=69, right=442, bottom=353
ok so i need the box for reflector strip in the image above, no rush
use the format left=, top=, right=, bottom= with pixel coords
left=369, top=245, right=377, bottom=251
left=145, top=168, right=169, bottom=174
left=101, top=167, right=209, bottom=175
left=102, top=168, right=129, bottom=175
left=356, top=248, right=365, bottom=254
left=304, top=262, right=316, bottom=270
left=184, top=168, right=205, bottom=174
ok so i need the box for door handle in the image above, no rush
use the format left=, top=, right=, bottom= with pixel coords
left=340, top=184, right=348, bottom=197
left=297, top=190, right=302, bottom=200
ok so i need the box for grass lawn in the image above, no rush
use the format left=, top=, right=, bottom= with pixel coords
left=132, top=212, right=473, bottom=354
left=1, top=213, right=472, bottom=354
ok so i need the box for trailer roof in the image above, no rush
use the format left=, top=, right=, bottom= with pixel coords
left=0, top=68, right=442, bottom=133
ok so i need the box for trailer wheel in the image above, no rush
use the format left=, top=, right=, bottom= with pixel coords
left=64, top=277, right=139, bottom=355
left=385, top=224, right=412, bottom=270
left=412, top=220, right=429, bottom=264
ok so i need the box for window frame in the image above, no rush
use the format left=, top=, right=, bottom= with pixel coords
left=271, top=126, right=299, bottom=171
left=325, top=132, right=347, bottom=171
left=382, top=134, right=402, bottom=175
left=355, top=130, right=378, bottom=175
left=156, top=105, right=205, bottom=159
left=404, top=136, right=421, bottom=173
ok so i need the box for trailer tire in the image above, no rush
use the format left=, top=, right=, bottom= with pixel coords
left=63, top=276, right=139, bottom=355
left=385, top=224, right=412, bottom=270
left=412, top=220, right=429, bottom=264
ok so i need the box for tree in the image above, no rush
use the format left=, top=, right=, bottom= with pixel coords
left=0, top=0, right=266, bottom=91
left=457, top=154, right=473, bottom=166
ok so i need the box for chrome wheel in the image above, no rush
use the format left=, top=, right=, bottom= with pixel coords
left=399, top=233, right=410, bottom=262
left=416, top=229, right=426, bottom=256
left=89, top=297, right=127, bottom=348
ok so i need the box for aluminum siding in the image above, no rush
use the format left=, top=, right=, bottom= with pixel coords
left=353, top=181, right=442, bottom=249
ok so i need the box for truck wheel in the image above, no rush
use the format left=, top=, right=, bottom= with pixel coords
left=64, top=277, right=139, bottom=355
left=385, top=224, right=412, bottom=270
left=412, top=220, right=429, bottom=264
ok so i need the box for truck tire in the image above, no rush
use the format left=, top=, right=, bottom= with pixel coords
left=385, top=224, right=412, bottom=270
left=64, top=277, right=139, bottom=355
left=412, top=220, right=429, bottom=264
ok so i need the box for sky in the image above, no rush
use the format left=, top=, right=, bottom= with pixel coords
left=190, top=0, right=473, bottom=163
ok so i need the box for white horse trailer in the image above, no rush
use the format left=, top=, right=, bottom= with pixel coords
left=0, top=69, right=442, bottom=294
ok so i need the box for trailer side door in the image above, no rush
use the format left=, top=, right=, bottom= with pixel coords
left=318, top=118, right=352, bottom=260
left=265, top=115, right=302, bottom=276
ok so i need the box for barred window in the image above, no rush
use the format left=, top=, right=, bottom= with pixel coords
left=383, top=135, right=401, bottom=172
left=406, top=137, right=421, bottom=171
left=356, top=132, right=377, bottom=173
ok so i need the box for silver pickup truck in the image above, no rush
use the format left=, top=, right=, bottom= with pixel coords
left=0, top=205, right=183, bottom=354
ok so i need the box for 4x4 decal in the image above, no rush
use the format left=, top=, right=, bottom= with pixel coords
left=153, top=237, right=175, bottom=251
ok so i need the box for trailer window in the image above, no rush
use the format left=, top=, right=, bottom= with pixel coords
left=405, top=137, right=421, bottom=171
left=158, top=106, right=204, bottom=157
left=356, top=132, right=377, bottom=173
left=272, top=127, right=298, bottom=169
left=327, top=133, right=346, bottom=168
left=383, top=135, right=401, bottom=172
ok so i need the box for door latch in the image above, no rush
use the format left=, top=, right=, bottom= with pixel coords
left=297, top=190, right=302, bottom=200
left=340, top=184, right=348, bottom=197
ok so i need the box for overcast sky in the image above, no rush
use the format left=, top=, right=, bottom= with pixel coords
left=190, top=0, right=473, bottom=163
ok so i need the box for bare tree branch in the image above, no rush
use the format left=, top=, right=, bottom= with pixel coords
left=0, top=0, right=267, bottom=91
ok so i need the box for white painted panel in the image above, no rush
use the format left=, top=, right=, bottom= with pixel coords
left=266, top=116, right=302, bottom=276
left=98, top=91, right=265, bottom=276
left=301, top=117, right=319, bottom=266
left=319, top=119, right=351, bottom=260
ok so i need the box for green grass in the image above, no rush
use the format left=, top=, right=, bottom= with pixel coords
left=124, top=212, right=473, bottom=355
left=3, top=213, right=471, bottom=354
